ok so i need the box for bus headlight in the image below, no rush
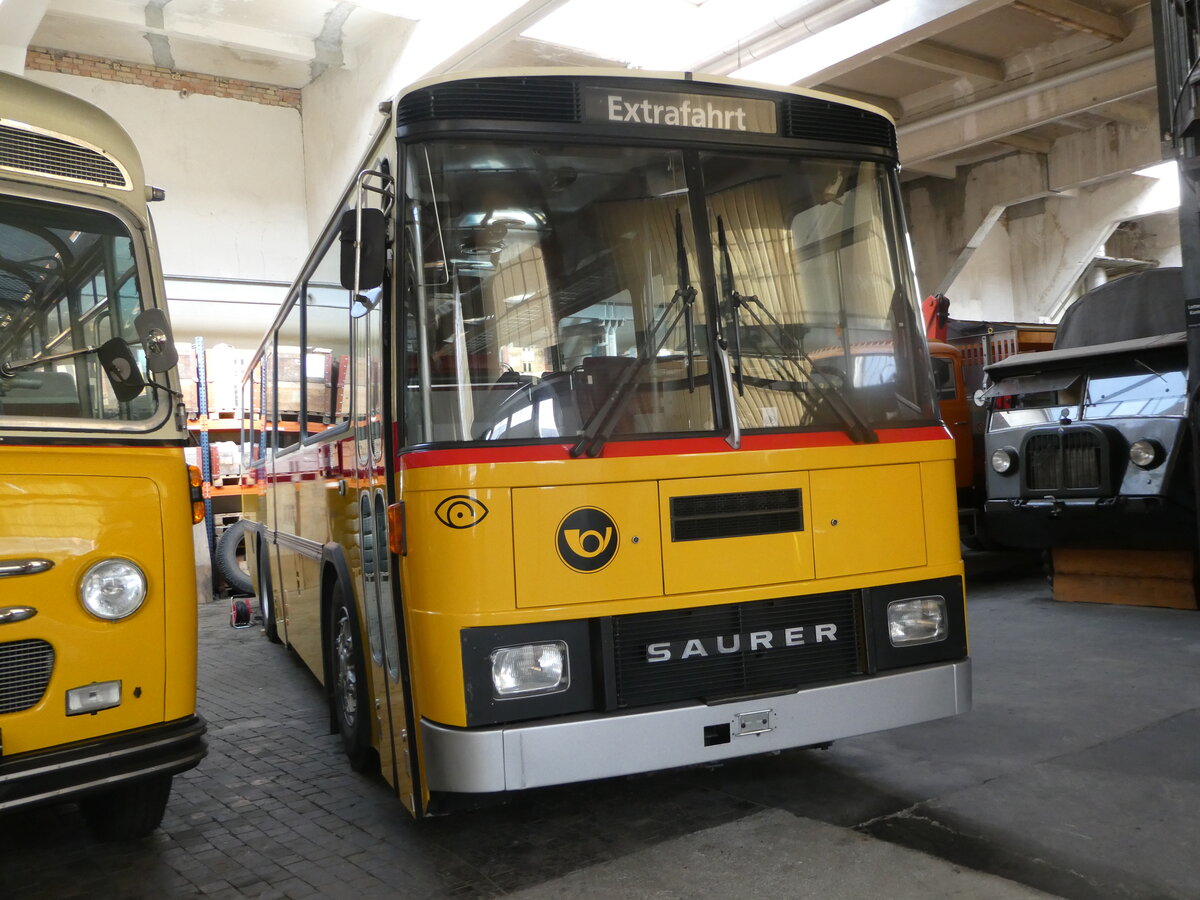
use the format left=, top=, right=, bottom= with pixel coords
left=490, top=642, right=568, bottom=698
left=1129, top=439, right=1163, bottom=469
left=80, top=559, right=147, bottom=620
left=990, top=447, right=1017, bottom=474
left=887, top=596, right=947, bottom=646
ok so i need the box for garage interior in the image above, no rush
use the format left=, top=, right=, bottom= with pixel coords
left=1, top=2, right=1197, bottom=899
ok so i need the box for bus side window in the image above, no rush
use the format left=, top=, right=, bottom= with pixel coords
left=304, top=232, right=351, bottom=435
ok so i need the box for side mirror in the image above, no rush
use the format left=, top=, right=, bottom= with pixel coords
left=98, top=337, right=147, bottom=402
left=340, top=208, right=386, bottom=292
left=134, top=308, right=178, bottom=373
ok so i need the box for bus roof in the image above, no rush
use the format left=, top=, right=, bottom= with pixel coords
left=0, top=71, right=144, bottom=196
left=392, top=67, right=894, bottom=125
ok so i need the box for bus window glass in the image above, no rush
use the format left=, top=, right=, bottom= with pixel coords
left=0, top=197, right=161, bottom=424
left=403, top=142, right=714, bottom=446
left=702, top=154, right=934, bottom=430
left=305, top=240, right=351, bottom=433
left=277, top=300, right=303, bottom=449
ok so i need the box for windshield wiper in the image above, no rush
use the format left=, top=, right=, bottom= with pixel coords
left=571, top=211, right=696, bottom=458
left=715, top=216, right=877, bottom=444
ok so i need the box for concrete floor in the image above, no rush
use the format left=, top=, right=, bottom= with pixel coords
left=1, top=552, right=1197, bottom=899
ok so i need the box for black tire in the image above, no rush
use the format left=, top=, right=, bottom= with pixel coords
left=79, top=773, right=173, bottom=841
left=328, top=583, right=376, bottom=773
left=256, top=540, right=281, bottom=644
left=216, top=519, right=253, bottom=595
left=231, top=597, right=251, bottom=627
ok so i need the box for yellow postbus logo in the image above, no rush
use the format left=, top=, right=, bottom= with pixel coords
left=557, top=507, right=619, bottom=573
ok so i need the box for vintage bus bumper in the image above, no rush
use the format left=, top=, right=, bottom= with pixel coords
left=0, top=715, right=206, bottom=813
left=422, top=660, right=970, bottom=793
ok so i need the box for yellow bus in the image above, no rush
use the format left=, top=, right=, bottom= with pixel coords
left=0, top=72, right=205, bottom=838
left=241, top=69, right=969, bottom=817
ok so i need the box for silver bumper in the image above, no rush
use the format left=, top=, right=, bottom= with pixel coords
left=422, top=660, right=971, bottom=793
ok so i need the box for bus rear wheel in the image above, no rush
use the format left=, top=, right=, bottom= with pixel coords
left=329, top=584, right=376, bottom=773
left=78, top=772, right=173, bottom=841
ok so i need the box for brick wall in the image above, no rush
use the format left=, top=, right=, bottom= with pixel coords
left=25, top=47, right=301, bottom=110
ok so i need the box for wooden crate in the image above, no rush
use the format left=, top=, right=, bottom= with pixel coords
left=1053, top=548, right=1198, bottom=610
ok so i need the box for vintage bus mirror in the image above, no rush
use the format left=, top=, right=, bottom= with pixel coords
left=134, top=308, right=178, bottom=373
left=339, top=208, right=386, bottom=293
left=98, top=337, right=147, bottom=403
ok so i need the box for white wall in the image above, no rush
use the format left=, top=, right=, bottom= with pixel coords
left=26, top=72, right=309, bottom=285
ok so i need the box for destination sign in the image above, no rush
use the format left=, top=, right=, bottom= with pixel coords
left=583, top=87, right=777, bottom=135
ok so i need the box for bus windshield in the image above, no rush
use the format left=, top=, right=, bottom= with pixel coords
left=0, top=196, right=161, bottom=425
left=402, top=141, right=932, bottom=446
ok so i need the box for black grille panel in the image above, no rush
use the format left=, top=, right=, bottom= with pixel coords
left=0, top=123, right=127, bottom=188
left=1024, top=429, right=1104, bottom=492
left=781, top=96, right=896, bottom=152
left=0, top=639, right=55, bottom=714
left=612, top=592, right=861, bottom=708
left=396, top=78, right=581, bottom=127
left=671, top=488, right=803, bottom=541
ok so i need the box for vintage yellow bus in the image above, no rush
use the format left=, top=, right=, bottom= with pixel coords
left=0, top=72, right=205, bottom=838
left=241, top=69, right=969, bottom=816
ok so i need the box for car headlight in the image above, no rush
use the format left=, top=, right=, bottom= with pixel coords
left=490, top=642, right=568, bottom=698
left=80, top=558, right=147, bottom=620
left=990, top=447, right=1017, bottom=474
left=887, top=596, right=947, bottom=646
left=1129, top=439, right=1163, bottom=469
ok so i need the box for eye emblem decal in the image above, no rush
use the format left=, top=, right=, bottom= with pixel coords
left=557, top=507, right=619, bottom=573
left=435, top=495, right=489, bottom=529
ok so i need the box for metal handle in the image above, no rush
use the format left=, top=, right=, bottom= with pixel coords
left=0, top=606, right=37, bottom=624
left=0, top=558, right=54, bottom=578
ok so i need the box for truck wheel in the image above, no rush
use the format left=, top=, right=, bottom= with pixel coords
left=79, top=773, right=173, bottom=841
left=329, top=584, right=376, bottom=774
left=216, top=519, right=254, bottom=595
left=256, top=541, right=281, bottom=644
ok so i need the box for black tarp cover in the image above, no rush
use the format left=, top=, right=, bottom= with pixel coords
left=1055, top=267, right=1185, bottom=349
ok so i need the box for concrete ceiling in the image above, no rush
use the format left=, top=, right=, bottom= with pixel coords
left=7, top=0, right=1164, bottom=183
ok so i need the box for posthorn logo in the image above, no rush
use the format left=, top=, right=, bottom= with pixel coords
left=556, top=507, right=619, bottom=573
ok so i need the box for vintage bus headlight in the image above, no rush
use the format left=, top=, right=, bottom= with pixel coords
left=490, top=642, right=568, bottom=697
left=887, top=596, right=947, bottom=646
left=990, top=447, right=1017, bottom=474
left=80, top=558, right=147, bottom=620
left=1129, top=439, right=1163, bottom=469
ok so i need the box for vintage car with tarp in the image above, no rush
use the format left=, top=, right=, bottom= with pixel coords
left=980, top=267, right=1193, bottom=554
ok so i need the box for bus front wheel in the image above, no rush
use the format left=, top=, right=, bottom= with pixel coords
left=79, top=772, right=173, bottom=841
left=329, top=584, right=376, bottom=773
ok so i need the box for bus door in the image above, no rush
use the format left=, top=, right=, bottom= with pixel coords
left=351, top=168, right=411, bottom=803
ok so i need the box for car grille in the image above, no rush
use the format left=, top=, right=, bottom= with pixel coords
left=0, top=639, right=55, bottom=714
left=1025, top=428, right=1105, bottom=492
left=611, top=591, right=862, bottom=708
left=670, top=488, right=803, bottom=541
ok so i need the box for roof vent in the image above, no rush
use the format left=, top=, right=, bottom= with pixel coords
left=0, top=120, right=130, bottom=190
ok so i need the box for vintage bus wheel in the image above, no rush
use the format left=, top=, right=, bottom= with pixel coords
left=256, top=541, right=281, bottom=644
left=329, top=585, right=375, bottom=773
left=79, top=773, right=173, bottom=841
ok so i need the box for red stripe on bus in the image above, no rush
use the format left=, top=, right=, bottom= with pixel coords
left=398, top=425, right=952, bottom=470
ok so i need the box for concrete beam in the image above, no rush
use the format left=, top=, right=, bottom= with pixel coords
left=0, top=0, right=49, bottom=73
left=898, top=47, right=1155, bottom=165
left=47, top=0, right=315, bottom=62
left=1012, top=0, right=1129, bottom=44
left=731, top=0, right=1009, bottom=87
left=893, top=42, right=1004, bottom=82
left=826, top=88, right=904, bottom=120
left=995, top=133, right=1054, bottom=154
left=1047, top=118, right=1162, bottom=192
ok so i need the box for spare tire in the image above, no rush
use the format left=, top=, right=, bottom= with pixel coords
left=216, top=518, right=254, bottom=595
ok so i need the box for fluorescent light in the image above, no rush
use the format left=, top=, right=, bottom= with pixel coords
left=1134, top=161, right=1178, bottom=180
left=522, top=0, right=801, bottom=72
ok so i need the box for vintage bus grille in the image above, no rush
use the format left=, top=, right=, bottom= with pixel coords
left=0, top=639, right=55, bottom=714
left=1025, top=430, right=1104, bottom=492
left=671, top=489, right=803, bottom=541
left=0, top=122, right=128, bottom=188
left=781, top=97, right=896, bottom=152
left=611, top=592, right=861, bottom=708
left=395, top=78, right=581, bottom=127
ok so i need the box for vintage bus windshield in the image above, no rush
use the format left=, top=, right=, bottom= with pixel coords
left=402, top=141, right=933, bottom=446
left=0, top=195, right=161, bottom=425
